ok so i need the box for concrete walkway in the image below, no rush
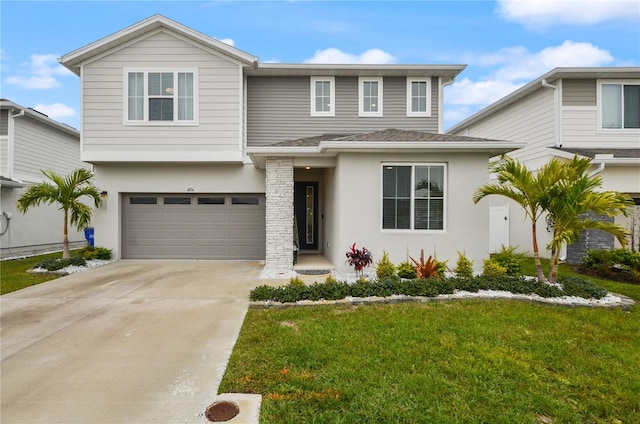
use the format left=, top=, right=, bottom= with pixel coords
left=1, top=261, right=263, bottom=423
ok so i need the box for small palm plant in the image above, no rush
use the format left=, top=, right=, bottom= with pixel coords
left=17, top=168, right=103, bottom=259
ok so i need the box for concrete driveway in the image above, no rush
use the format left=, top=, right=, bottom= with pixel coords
left=1, top=260, right=263, bottom=423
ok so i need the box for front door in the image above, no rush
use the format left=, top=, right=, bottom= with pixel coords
left=294, top=182, right=319, bottom=250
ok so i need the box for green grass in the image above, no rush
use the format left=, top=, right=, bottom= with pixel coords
left=1, top=250, right=79, bottom=295
left=220, top=259, right=640, bottom=423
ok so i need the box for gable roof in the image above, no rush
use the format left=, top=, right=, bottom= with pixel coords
left=59, top=14, right=258, bottom=75
left=247, top=129, right=525, bottom=167
left=447, top=67, right=640, bottom=134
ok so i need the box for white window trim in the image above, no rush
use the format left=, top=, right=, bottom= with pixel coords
left=310, top=76, right=335, bottom=117
left=123, top=68, right=198, bottom=126
left=380, top=163, right=447, bottom=233
left=359, top=77, right=383, bottom=117
left=596, top=79, right=640, bottom=133
left=406, top=78, right=431, bottom=117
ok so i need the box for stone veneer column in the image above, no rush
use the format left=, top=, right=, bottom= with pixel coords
left=265, top=157, right=294, bottom=273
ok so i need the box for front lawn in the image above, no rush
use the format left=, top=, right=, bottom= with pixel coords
left=1, top=251, right=73, bottom=295
left=220, top=260, right=640, bottom=423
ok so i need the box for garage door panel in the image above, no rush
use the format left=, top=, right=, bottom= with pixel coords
left=122, top=194, right=265, bottom=259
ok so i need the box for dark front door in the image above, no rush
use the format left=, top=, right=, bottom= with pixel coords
left=294, top=182, right=319, bottom=250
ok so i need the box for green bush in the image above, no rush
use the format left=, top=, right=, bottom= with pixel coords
left=396, top=260, right=417, bottom=279
left=559, top=276, right=607, bottom=299
left=580, top=249, right=640, bottom=283
left=454, top=251, right=474, bottom=279
left=288, top=277, right=306, bottom=287
left=78, top=246, right=112, bottom=260
left=482, top=259, right=507, bottom=277
left=376, top=251, right=396, bottom=280
left=490, top=245, right=526, bottom=276
left=33, top=257, right=87, bottom=271
left=249, top=274, right=608, bottom=303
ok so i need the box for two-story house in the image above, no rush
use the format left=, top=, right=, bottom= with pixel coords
left=59, top=15, right=523, bottom=275
left=448, top=68, right=640, bottom=262
left=1, top=99, right=87, bottom=258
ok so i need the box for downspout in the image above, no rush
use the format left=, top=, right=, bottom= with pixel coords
left=589, top=162, right=605, bottom=177
left=541, top=78, right=562, bottom=148
left=440, top=76, right=456, bottom=133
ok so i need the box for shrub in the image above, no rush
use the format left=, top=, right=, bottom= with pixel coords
left=490, top=245, right=526, bottom=276
left=345, top=243, right=373, bottom=277
left=376, top=251, right=396, bottom=280
left=409, top=249, right=448, bottom=279
left=288, top=277, right=306, bottom=287
left=580, top=248, right=640, bottom=283
left=79, top=246, right=112, bottom=260
left=454, top=251, right=474, bottom=279
left=33, top=257, right=87, bottom=271
left=558, top=276, right=607, bottom=299
left=397, top=261, right=417, bottom=279
left=483, top=259, right=507, bottom=277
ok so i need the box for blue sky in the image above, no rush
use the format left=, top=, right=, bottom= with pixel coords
left=1, top=0, right=638, bottom=130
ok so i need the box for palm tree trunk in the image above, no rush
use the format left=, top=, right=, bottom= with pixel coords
left=63, top=209, right=70, bottom=259
left=531, top=222, right=547, bottom=282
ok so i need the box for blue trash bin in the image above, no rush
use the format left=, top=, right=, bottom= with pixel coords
left=84, top=227, right=95, bottom=247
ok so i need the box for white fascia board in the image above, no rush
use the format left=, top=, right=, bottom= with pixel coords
left=245, top=146, right=323, bottom=155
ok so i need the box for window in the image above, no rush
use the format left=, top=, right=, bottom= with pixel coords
left=599, top=81, right=640, bottom=129
left=359, top=77, right=383, bottom=117
left=129, top=197, right=157, bottom=205
left=382, top=164, right=445, bottom=231
left=310, top=77, right=335, bottom=116
left=126, top=70, right=196, bottom=124
left=198, top=197, right=225, bottom=205
left=164, top=197, right=191, bottom=205
left=407, top=78, right=431, bottom=117
left=232, top=197, right=260, bottom=205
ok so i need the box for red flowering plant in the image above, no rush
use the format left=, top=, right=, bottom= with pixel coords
left=345, top=243, right=373, bottom=277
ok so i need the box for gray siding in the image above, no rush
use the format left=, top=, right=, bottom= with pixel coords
left=13, top=115, right=84, bottom=180
left=82, top=30, right=242, bottom=157
left=562, top=79, right=596, bottom=106
left=247, top=76, right=439, bottom=145
left=0, top=136, right=7, bottom=175
left=460, top=87, right=556, bottom=168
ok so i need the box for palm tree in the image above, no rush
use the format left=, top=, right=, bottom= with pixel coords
left=17, top=169, right=103, bottom=259
left=473, top=156, right=551, bottom=282
left=541, top=156, right=632, bottom=283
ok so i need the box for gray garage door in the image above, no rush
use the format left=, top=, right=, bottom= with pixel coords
left=122, top=194, right=265, bottom=259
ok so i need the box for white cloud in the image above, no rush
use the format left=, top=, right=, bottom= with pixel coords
left=305, top=48, right=396, bottom=64
left=492, top=41, right=614, bottom=81
left=218, top=38, right=235, bottom=46
left=33, top=103, right=76, bottom=121
left=5, top=53, right=73, bottom=90
left=497, top=0, right=639, bottom=28
left=444, top=40, right=613, bottom=128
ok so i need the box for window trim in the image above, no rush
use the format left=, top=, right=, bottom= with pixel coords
left=596, top=79, right=640, bottom=132
left=358, top=77, right=383, bottom=117
left=310, top=76, right=335, bottom=117
left=123, top=68, right=198, bottom=126
left=380, top=163, right=447, bottom=233
left=406, top=78, right=431, bottom=117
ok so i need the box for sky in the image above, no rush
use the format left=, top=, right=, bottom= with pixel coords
left=1, top=0, right=639, bottom=131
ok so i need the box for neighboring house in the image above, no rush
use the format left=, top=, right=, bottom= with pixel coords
left=0, top=99, right=88, bottom=258
left=59, top=15, right=524, bottom=274
left=448, top=68, right=640, bottom=262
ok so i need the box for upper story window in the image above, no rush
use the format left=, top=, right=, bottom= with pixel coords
left=599, top=81, right=640, bottom=130
left=359, top=77, right=383, bottom=117
left=126, top=70, right=197, bottom=124
left=310, top=76, right=335, bottom=117
left=382, top=164, right=446, bottom=231
left=406, top=78, right=431, bottom=117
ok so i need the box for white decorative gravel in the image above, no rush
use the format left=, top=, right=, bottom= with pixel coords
left=31, top=259, right=114, bottom=275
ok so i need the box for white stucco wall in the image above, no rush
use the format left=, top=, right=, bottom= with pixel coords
left=324, top=152, right=493, bottom=274
left=92, top=163, right=265, bottom=259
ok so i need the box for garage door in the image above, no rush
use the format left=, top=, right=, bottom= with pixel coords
left=122, top=194, right=265, bottom=259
